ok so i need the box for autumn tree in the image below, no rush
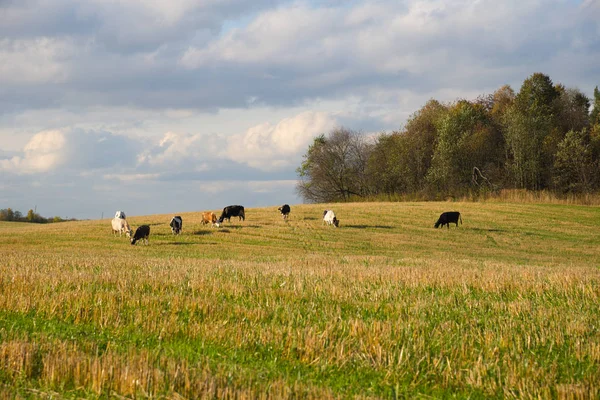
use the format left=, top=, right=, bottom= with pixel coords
left=504, top=73, right=560, bottom=189
left=590, top=86, right=600, bottom=126
left=553, top=129, right=593, bottom=193
left=296, top=128, right=372, bottom=203
left=426, top=100, right=497, bottom=195
left=367, top=100, right=447, bottom=195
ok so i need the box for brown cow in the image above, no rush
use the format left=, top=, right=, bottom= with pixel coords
left=201, top=211, right=218, bottom=227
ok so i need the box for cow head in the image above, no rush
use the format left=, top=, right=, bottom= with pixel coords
left=333, top=217, right=339, bottom=227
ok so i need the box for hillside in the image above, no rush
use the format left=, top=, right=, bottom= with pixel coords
left=1, top=202, right=599, bottom=398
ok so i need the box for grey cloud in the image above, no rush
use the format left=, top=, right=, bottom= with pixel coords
left=2, top=0, right=599, bottom=114
left=65, top=129, right=141, bottom=170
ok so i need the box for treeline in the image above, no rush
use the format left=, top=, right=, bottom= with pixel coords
left=0, top=208, right=72, bottom=223
left=297, top=73, right=600, bottom=202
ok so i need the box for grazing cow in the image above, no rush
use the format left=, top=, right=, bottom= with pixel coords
left=323, top=210, right=339, bottom=227
left=115, top=211, right=126, bottom=219
left=170, top=216, right=182, bottom=234
left=278, top=204, right=291, bottom=219
left=201, top=212, right=218, bottom=227
left=434, top=211, right=462, bottom=229
left=217, top=205, right=245, bottom=224
left=131, top=225, right=150, bottom=245
left=111, top=217, right=132, bottom=237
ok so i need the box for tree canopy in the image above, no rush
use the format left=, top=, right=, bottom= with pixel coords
left=297, top=73, right=600, bottom=202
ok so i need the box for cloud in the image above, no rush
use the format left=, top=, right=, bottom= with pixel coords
left=138, top=131, right=224, bottom=167
left=137, top=111, right=336, bottom=172
left=1, top=130, right=66, bottom=173
left=1, top=0, right=600, bottom=218
left=2, top=0, right=599, bottom=114
left=228, top=111, right=336, bottom=170
left=0, top=128, right=141, bottom=175
left=0, top=37, right=72, bottom=85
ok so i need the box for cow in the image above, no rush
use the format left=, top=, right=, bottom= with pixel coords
left=323, top=210, right=339, bottom=227
left=217, top=205, right=245, bottom=225
left=201, top=211, right=218, bottom=227
left=131, top=225, right=150, bottom=245
left=170, top=216, right=182, bottom=234
left=115, top=211, right=126, bottom=219
left=278, top=204, right=291, bottom=219
left=434, top=211, right=462, bottom=229
left=111, top=217, right=132, bottom=237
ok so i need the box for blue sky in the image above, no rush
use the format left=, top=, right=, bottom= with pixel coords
left=1, top=0, right=599, bottom=219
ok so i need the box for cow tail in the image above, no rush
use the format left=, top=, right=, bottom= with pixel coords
left=459, top=213, right=463, bottom=225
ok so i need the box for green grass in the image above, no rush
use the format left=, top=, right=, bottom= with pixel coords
left=0, top=202, right=599, bottom=399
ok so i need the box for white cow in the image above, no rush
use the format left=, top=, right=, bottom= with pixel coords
left=323, top=210, right=339, bottom=227
left=111, top=217, right=132, bottom=237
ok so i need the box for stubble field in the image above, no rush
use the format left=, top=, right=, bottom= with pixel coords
left=0, top=202, right=599, bottom=399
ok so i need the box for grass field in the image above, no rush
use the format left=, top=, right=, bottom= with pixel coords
left=1, top=201, right=599, bottom=399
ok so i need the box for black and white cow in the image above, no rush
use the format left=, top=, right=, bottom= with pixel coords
left=217, top=205, right=245, bottom=225
left=131, top=225, right=150, bottom=245
left=278, top=204, right=291, bottom=219
left=323, top=210, right=339, bottom=227
left=170, top=216, right=182, bottom=234
left=434, top=211, right=462, bottom=229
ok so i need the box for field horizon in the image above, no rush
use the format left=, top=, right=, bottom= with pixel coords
left=1, top=201, right=599, bottom=398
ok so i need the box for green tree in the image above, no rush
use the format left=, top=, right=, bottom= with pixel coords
left=426, top=100, right=494, bottom=195
left=367, top=100, right=447, bottom=196
left=590, top=86, right=600, bottom=126
left=504, top=73, right=560, bottom=189
left=554, top=87, right=590, bottom=134
left=553, top=129, right=593, bottom=193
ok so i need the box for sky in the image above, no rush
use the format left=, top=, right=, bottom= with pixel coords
left=1, top=0, right=599, bottom=219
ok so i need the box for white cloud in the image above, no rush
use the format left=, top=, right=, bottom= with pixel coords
left=227, top=111, right=337, bottom=170
left=0, top=130, right=66, bottom=173
left=1, top=0, right=599, bottom=218
left=0, top=128, right=140, bottom=175
left=137, top=111, right=336, bottom=172
left=138, top=131, right=225, bottom=167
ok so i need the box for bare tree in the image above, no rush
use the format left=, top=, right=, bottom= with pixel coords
left=296, top=128, right=371, bottom=203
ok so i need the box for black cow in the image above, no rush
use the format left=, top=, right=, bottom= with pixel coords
left=278, top=204, right=291, bottom=219
left=434, top=211, right=462, bottom=229
left=131, top=225, right=151, bottom=245
left=217, top=205, right=245, bottom=224
left=170, top=216, right=182, bottom=234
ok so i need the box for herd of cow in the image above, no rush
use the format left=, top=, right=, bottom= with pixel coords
left=111, top=205, right=462, bottom=245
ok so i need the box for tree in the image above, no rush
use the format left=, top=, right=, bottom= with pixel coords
left=504, top=73, right=560, bottom=189
left=426, top=100, right=495, bottom=195
left=296, top=128, right=372, bottom=203
left=366, top=100, right=447, bottom=196
left=590, top=86, right=600, bottom=126
left=400, top=100, right=447, bottom=192
left=554, top=87, right=590, bottom=134
left=553, top=129, right=593, bottom=193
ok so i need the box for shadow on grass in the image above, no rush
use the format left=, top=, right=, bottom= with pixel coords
left=214, top=224, right=260, bottom=229
left=303, top=217, right=319, bottom=221
left=154, top=242, right=195, bottom=246
left=192, top=231, right=213, bottom=236
left=345, top=224, right=394, bottom=229
left=469, top=227, right=508, bottom=233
